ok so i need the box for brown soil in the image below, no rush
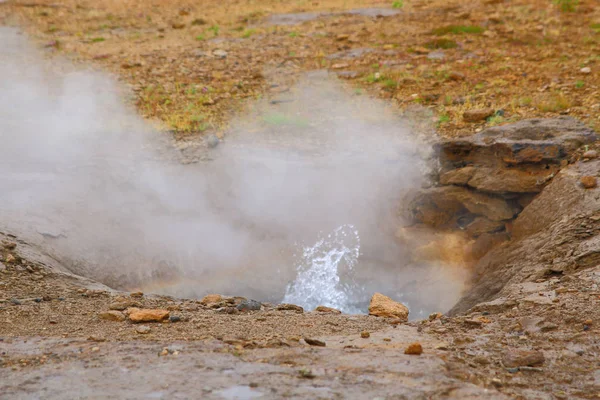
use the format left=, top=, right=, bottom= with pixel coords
left=0, top=0, right=598, bottom=137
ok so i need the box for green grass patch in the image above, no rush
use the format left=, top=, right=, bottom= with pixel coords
left=553, top=0, right=578, bottom=12
left=242, top=29, right=256, bottom=38
left=592, top=23, right=600, bottom=33
left=195, top=35, right=206, bottom=41
left=575, top=80, right=585, bottom=89
left=425, top=38, right=458, bottom=49
left=432, top=25, right=484, bottom=35
left=392, top=1, right=404, bottom=8
left=437, top=114, right=450, bottom=126
left=288, top=31, right=299, bottom=37
left=90, top=37, right=105, bottom=43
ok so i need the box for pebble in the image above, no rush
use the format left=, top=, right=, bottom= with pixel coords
left=206, top=134, right=220, bottom=148
left=34, top=298, right=42, bottom=303
left=169, top=315, right=181, bottom=323
left=580, top=176, right=597, bottom=189
left=91, top=347, right=100, bottom=352
left=10, top=298, right=21, bottom=305
left=201, top=294, right=223, bottom=305
left=98, top=311, right=126, bottom=322
left=130, top=292, right=144, bottom=298
left=136, top=325, right=151, bottom=334
left=360, top=331, right=370, bottom=338
left=502, top=349, right=545, bottom=367
left=315, top=305, right=342, bottom=314
left=448, top=71, right=465, bottom=81
left=404, top=343, right=423, bottom=355
left=583, top=150, right=597, bottom=159
left=236, top=299, right=262, bottom=312
left=212, top=49, right=228, bottom=58
left=580, top=67, right=591, bottom=74
left=304, top=338, right=326, bottom=347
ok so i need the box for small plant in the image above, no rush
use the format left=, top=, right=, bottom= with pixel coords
left=432, top=25, right=484, bottom=35
left=518, top=96, right=533, bottom=107
left=553, top=0, right=578, bottom=12
left=195, top=35, right=205, bottom=41
left=437, top=114, right=451, bottom=126
left=365, top=72, right=382, bottom=83
left=535, top=92, right=572, bottom=112
left=90, top=37, right=105, bottom=43
left=208, top=25, right=220, bottom=36
left=487, top=115, right=505, bottom=126
left=382, top=78, right=398, bottom=89
left=575, top=80, right=585, bottom=89
left=392, top=0, right=404, bottom=8
left=425, top=38, right=458, bottom=49
left=242, top=29, right=256, bottom=38
left=288, top=31, right=298, bottom=37
left=592, top=23, right=600, bottom=33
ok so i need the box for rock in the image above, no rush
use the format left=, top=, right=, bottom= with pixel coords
left=427, top=51, right=445, bottom=60
left=502, top=349, right=545, bottom=367
left=360, top=331, right=370, bottom=338
left=448, top=71, right=465, bottom=81
left=2, top=241, right=16, bottom=250
left=463, top=319, right=483, bottom=328
left=580, top=67, right=591, bottom=74
left=439, top=166, right=476, bottom=185
left=136, top=325, right=151, bottom=334
left=236, top=299, right=261, bottom=312
left=368, top=293, right=409, bottom=321
left=466, top=166, right=555, bottom=193
left=409, top=186, right=518, bottom=226
left=130, top=291, right=144, bottom=298
left=580, top=176, right=597, bottom=189
left=169, top=315, right=182, bottom=323
left=109, top=299, right=141, bottom=311
left=171, top=22, right=186, bottom=29
left=583, top=150, right=598, bottom=159
left=201, top=294, right=223, bottom=305
left=404, top=343, right=423, bottom=355
left=98, top=311, right=126, bottom=322
left=212, top=49, right=228, bottom=58
left=5, top=254, right=16, bottom=264
left=463, top=108, right=494, bottom=122
left=469, top=232, right=510, bottom=259
left=276, top=304, right=304, bottom=313
left=315, top=305, right=342, bottom=314
left=10, top=298, right=21, bottom=305
left=466, top=217, right=506, bottom=237
left=206, top=134, right=220, bottom=148
left=129, top=309, right=170, bottom=323
left=304, top=338, right=326, bottom=347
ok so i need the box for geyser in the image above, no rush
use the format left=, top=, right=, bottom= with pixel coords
left=0, top=27, right=467, bottom=317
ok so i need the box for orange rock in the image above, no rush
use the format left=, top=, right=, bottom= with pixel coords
left=360, top=331, right=370, bottom=338
left=129, top=309, right=170, bottom=323
left=404, top=343, right=423, bottom=355
left=463, top=108, right=494, bottom=122
left=580, top=176, right=597, bottom=189
left=368, top=293, right=409, bottom=321
left=200, top=294, right=223, bottom=305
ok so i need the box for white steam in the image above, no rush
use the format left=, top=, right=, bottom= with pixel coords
left=0, top=28, right=464, bottom=316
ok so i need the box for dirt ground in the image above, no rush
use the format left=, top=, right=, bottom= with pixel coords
left=1, top=0, right=600, bottom=399
left=0, top=0, right=598, bottom=137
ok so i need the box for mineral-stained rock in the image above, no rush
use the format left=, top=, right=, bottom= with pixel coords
left=237, top=299, right=262, bottom=312
left=466, top=166, right=557, bottom=193
left=404, top=343, right=423, bottom=355
left=409, top=186, right=518, bottom=226
left=98, top=311, right=126, bottom=322
left=129, top=309, right=170, bottom=323
left=200, top=294, right=223, bottom=305
left=580, top=176, right=597, bottom=189
left=466, top=217, right=506, bottom=237
left=304, top=338, right=326, bottom=347
left=368, top=293, right=409, bottom=321
left=502, top=349, right=545, bottom=367
left=439, top=166, right=476, bottom=185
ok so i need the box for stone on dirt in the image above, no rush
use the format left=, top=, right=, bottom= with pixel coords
left=368, top=293, right=409, bottom=321
left=463, top=108, right=494, bottom=122
left=136, top=325, right=151, bottom=334
left=2, top=241, right=16, bottom=250
left=98, top=311, right=126, bottom=322
left=315, top=305, right=342, bottom=314
left=128, top=309, right=170, bottom=323
left=236, top=299, right=262, bottom=312
left=404, top=343, right=423, bottom=355
left=502, top=349, right=545, bottom=368
left=5, top=254, right=16, bottom=264
left=276, top=304, right=304, bottom=313
left=580, top=176, right=597, bottom=189
left=360, top=331, right=370, bottom=338
left=200, top=294, right=223, bottom=305
left=583, top=150, right=598, bottom=159
left=304, top=338, right=326, bottom=347
left=109, top=299, right=141, bottom=311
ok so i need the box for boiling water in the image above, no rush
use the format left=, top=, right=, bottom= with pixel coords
left=283, top=224, right=365, bottom=314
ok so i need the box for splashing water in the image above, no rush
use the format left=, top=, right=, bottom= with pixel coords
left=282, top=224, right=363, bottom=314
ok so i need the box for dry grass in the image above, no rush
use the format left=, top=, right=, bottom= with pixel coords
left=1, top=0, right=599, bottom=138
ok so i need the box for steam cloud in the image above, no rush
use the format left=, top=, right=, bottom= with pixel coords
left=0, top=28, right=466, bottom=317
